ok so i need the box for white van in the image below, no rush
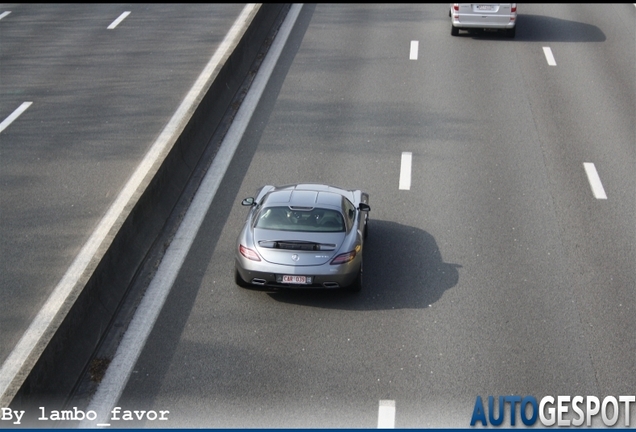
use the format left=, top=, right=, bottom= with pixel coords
left=450, top=3, right=517, bottom=38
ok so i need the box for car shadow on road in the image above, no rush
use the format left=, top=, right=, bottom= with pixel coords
left=457, top=14, right=605, bottom=42
left=265, top=219, right=461, bottom=310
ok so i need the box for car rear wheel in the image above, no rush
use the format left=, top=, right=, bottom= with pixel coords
left=506, top=27, right=516, bottom=38
left=451, top=25, right=459, bottom=36
left=234, top=268, right=250, bottom=288
left=348, top=263, right=362, bottom=293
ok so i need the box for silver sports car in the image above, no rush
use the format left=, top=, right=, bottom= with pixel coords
left=235, top=184, right=370, bottom=291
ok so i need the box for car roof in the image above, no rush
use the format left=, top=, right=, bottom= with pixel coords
left=262, top=184, right=354, bottom=209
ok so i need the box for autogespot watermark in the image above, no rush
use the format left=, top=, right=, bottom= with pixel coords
left=470, top=395, right=636, bottom=427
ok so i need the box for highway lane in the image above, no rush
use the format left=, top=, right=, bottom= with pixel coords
left=82, top=4, right=633, bottom=428
left=512, top=4, right=636, bottom=398
left=0, top=4, right=246, bottom=372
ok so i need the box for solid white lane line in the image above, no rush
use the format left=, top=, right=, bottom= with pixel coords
left=0, top=102, right=32, bottom=133
left=0, top=11, right=11, bottom=20
left=543, top=46, right=556, bottom=66
left=107, top=11, right=130, bottom=29
left=409, top=40, right=419, bottom=60
left=399, top=152, right=412, bottom=190
left=583, top=162, right=607, bottom=199
left=378, top=400, right=396, bottom=428
left=79, top=4, right=303, bottom=427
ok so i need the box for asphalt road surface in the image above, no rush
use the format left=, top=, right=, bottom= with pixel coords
left=7, top=3, right=636, bottom=429
left=103, top=4, right=635, bottom=428
left=0, top=3, right=246, bottom=373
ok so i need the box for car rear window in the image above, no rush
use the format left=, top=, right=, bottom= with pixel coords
left=255, top=207, right=345, bottom=232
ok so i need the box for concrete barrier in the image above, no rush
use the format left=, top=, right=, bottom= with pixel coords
left=8, top=3, right=288, bottom=408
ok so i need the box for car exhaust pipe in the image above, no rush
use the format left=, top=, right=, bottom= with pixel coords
left=251, top=278, right=266, bottom=285
left=322, top=282, right=340, bottom=288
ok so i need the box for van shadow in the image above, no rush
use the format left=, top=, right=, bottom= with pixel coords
left=458, top=14, right=606, bottom=42
left=515, top=14, right=606, bottom=42
left=265, top=220, right=461, bottom=310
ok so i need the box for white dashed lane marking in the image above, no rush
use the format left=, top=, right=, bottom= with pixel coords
left=543, top=47, right=556, bottom=66
left=583, top=162, right=607, bottom=199
left=399, top=152, right=412, bottom=190
left=409, top=40, right=419, bottom=60
left=0, top=102, right=32, bottom=133
left=378, top=400, right=396, bottom=428
left=0, top=11, right=11, bottom=20
left=107, top=11, right=130, bottom=29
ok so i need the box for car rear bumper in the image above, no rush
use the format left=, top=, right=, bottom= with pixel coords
left=235, top=257, right=360, bottom=289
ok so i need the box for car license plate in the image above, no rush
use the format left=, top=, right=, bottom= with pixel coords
left=477, top=4, right=494, bottom=11
left=282, top=275, right=309, bottom=284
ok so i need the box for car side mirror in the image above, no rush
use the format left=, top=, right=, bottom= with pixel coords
left=358, top=203, right=370, bottom=211
left=241, top=197, right=255, bottom=206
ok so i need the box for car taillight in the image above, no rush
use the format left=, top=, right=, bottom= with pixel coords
left=511, top=3, right=517, bottom=12
left=330, top=250, right=356, bottom=265
left=239, top=245, right=261, bottom=261
left=453, top=3, right=459, bottom=11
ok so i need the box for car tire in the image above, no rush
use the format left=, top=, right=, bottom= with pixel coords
left=234, top=268, right=250, bottom=288
left=451, top=25, right=459, bottom=36
left=363, top=218, right=368, bottom=239
left=506, top=27, right=516, bottom=38
left=348, top=264, right=362, bottom=293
